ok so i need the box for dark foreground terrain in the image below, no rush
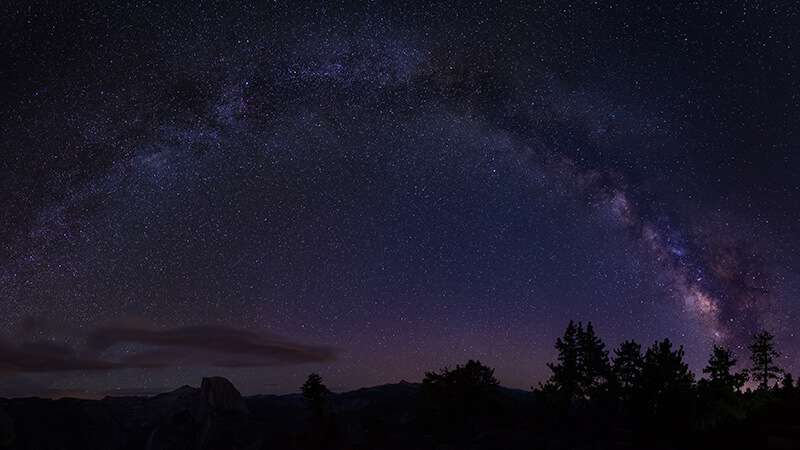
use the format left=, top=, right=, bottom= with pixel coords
left=1, top=376, right=799, bottom=450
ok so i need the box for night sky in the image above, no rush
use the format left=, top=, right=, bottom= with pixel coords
left=2, top=1, right=799, bottom=398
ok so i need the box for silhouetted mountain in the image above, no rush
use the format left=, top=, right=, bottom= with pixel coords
left=1, top=376, right=799, bottom=449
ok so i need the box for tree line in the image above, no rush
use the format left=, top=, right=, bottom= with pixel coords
left=298, top=322, right=795, bottom=446
left=301, top=322, right=792, bottom=410
left=542, top=321, right=789, bottom=396
left=534, top=321, right=794, bottom=430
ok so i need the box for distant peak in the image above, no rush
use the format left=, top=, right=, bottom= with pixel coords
left=201, top=376, right=248, bottom=414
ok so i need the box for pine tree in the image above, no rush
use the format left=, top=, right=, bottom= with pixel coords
left=639, top=339, right=695, bottom=422
left=612, top=340, right=643, bottom=399
left=577, top=322, right=611, bottom=398
left=543, top=321, right=611, bottom=400
left=697, top=345, right=746, bottom=427
left=748, top=331, right=782, bottom=391
left=301, top=373, right=331, bottom=417
left=702, top=345, right=746, bottom=392
left=780, top=372, right=794, bottom=395
left=545, top=321, right=582, bottom=399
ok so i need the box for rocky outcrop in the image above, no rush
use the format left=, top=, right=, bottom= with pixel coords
left=201, top=377, right=248, bottom=415
left=146, top=377, right=260, bottom=450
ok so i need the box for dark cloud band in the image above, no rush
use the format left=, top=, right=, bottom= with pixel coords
left=0, top=324, right=337, bottom=375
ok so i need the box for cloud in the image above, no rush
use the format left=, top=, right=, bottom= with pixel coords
left=0, top=339, right=116, bottom=374
left=0, top=323, right=337, bottom=375
left=88, top=324, right=338, bottom=367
